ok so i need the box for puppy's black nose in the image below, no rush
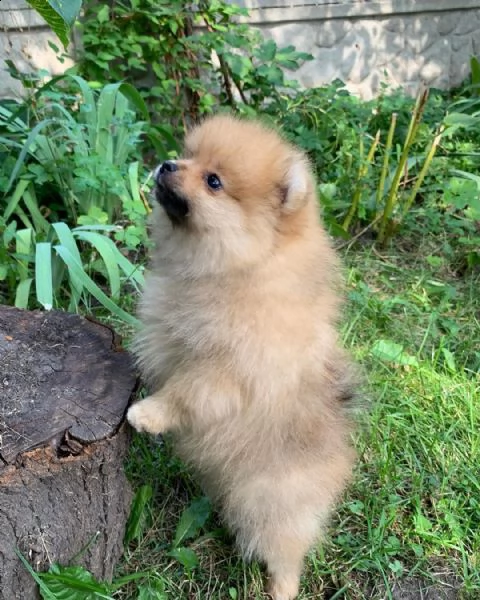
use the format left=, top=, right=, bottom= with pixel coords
left=158, top=160, right=178, bottom=175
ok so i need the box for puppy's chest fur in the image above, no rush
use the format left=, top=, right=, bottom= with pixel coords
left=135, top=267, right=320, bottom=396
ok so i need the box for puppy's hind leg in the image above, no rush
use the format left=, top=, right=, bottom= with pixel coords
left=262, top=526, right=316, bottom=600
left=230, top=485, right=319, bottom=600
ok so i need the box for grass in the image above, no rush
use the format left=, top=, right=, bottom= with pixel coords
left=337, top=233, right=479, bottom=599
left=109, top=219, right=479, bottom=599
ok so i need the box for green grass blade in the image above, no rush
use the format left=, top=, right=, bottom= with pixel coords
left=378, top=88, right=429, bottom=243
left=376, top=113, right=397, bottom=215
left=22, top=185, right=51, bottom=234
left=54, top=245, right=140, bottom=327
left=96, top=84, right=122, bottom=162
left=69, top=75, right=98, bottom=146
left=74, top=231, right=121, bottom=299
left=4, top=179, right=30, bottom=221
left=402, top=126, right=444, bottom=218
left=6, top=119, right=55, bottom=192
left=74, top=225, right=144, bottom=288
left=51, top=222, right=84, bottom=297
left=119, top=83, right=150, bottom=121
left=0, top=135, right=24, bottom=150
left=74, top=225, right=120, bottom=232
left=124, top=484, right=153, bottom=544
left=15, top=204, right=35, bottom=231
left=35, top=242, right=53, bottom=310
left=110, top=94, right=132, bottom=167
left=110, top=571, right=155, bottom=589
left=127, top=162, right=142, bottom=204
left=114, top=250, right=144, bottom=289
left=51, top=224, right=82, bottom=258
left=74, top=229, right=144, bottom=291
left=0, top=103, right=28, bottom=134
left=3, top=220, right=17, bottom=246
left=470, top=56, right=480, bottom=89
left=33, top=133, right=59, bottom=163
left=15, top=228, right=33, bottom=281
left=155, top=125, right=182, bottom=155
left=14, top=548, right=57, bottom=600
left=47, top=101, right=79, bottom=123
left=116, top=258, right=144, bottom=290
left=15, top=278, right=33, bottom=309
left=450, top=168, right=480, bottom=186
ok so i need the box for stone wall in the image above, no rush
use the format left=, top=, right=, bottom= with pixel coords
left=1, top=0, right=480, bottom=99
left=0, top=0, right=74, bottom=99
left=235, top=0, right=480, bottom=98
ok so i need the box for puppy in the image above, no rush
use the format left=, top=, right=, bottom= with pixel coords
left=127, top=115, right=357, bottom=600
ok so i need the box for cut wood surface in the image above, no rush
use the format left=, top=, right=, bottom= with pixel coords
left=0, top=306, right=137, bottom=599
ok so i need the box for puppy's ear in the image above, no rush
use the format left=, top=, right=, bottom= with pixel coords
left=281, top=156, right=310, bottom=212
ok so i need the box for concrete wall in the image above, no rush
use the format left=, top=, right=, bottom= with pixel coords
left=1, top=0, right=480, bottom=99
left=0, top=0, right=74, bottom=98
left=235, top=0, right=480, bottom=98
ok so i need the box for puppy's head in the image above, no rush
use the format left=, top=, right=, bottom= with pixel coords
left=153, top=115, right=316, bottom=271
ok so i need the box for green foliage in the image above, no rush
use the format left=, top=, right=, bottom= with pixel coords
left=217, top=38, right=312, bottom=115
left=1, top=75, right=148, bottom=223
left=125, top=484, right=153, bottom=544
left=136, top=580, right=168, bottom=600
left=338, top=246, right=480, bottom=596
left=258, top=78, right=480, bottom=252
left=0, top=75, right=150, bottom=322
left=167, top=496, right=212, bottom=572
left=25, top=0, right=82, bottom=49
left=172, top=496, right=212, bottom=548
left=18, top=540, right=168, bottom=598
left=39, top=564, right=114, bottom=600
left=371, top=339, right=419, bottom=367
left=16, top=549, right=114, bottom=600
left=469, top=56, right=480, bottom=91
left=78, top=0, right=311, bottom=137
left=0, top=214, right=143, bottom=323
left=76, top=0, right=480, bottom=253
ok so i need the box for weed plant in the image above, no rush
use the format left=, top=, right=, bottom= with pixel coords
left=0, top=74, right=150, bottom=319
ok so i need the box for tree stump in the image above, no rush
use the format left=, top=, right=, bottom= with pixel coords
left=0, top=306, right=137, bottom=600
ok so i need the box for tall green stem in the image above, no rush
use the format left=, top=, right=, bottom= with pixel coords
left=378, top=88, right=429, bottom=244
left=343, top=130, right=380, bottom=232
left=376, top=112, right=397, bottom=217
left=401, top=125, right=444, bottom=218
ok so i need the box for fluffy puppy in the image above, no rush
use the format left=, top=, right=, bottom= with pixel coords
left=127, top=115, right=357, bottom=600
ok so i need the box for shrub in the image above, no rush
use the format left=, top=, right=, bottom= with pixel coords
left=78, top=0, right=312, bottom=135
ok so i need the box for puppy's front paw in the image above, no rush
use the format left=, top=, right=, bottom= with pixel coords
left=127, top=397, right=168, bottom=434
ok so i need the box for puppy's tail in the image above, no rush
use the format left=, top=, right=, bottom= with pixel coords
left=326, top=349, right=366, bottom=415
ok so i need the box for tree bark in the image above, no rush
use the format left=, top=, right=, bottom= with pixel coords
left=0, top=306, right=137, bottom=599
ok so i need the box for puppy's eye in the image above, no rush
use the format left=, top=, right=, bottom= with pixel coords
left=206, top=173, right=222, bottom=190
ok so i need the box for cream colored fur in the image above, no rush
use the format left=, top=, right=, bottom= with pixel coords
left=127, top=115, right=356, bottom=600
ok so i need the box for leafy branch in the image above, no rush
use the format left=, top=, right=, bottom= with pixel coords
left=25, top=0, right=83, bottom=49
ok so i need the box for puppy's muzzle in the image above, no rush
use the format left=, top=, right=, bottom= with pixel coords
left=154, top=160, right=190, bottom=226
left=155, top=160, right=178, bottom=181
